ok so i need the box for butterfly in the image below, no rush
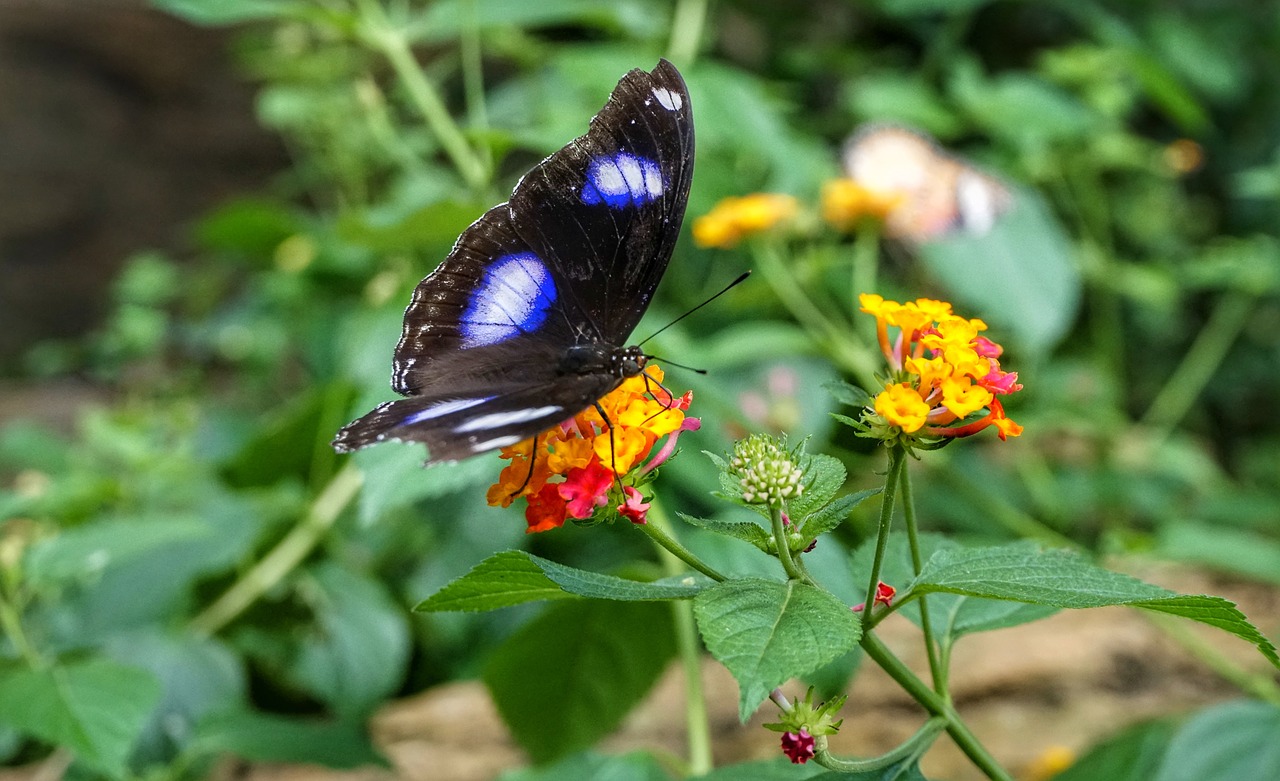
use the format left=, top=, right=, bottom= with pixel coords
left=842, top=125, right=1011, bottom=243
left=333, top=60, right=694, bottom=464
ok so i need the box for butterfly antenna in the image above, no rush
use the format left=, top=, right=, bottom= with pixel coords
left=643, top=355, right=707, bottom=375
left=637, top=270, right=750, bottom=348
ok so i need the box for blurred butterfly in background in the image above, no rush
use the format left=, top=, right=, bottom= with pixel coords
left=333, top=59, right=694, bottom=463
left=842, top=125, right=1012, bottom=243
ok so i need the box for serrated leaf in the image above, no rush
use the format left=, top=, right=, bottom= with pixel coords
left=822, top=380, right=873, bottom=408
left=0, top=659, right=162, bottom=777
left=787, top=453, right=846, bottom=519
left=1153, top=700, right=1280, bottom=781
left=484, top=600, right=676, bottom=763
left=192, top=710, right=382, bottom=768
left=910, top=543, right=1279, bottom=665
left=800, top=489, right=881, bottom=540
left=693, top=579, right=860, bottom=721
left=416, top=551, right=709, bottom=612
left=853, top=535, right=1056, bottom=642
left=677, top=512, right=771, bottom=550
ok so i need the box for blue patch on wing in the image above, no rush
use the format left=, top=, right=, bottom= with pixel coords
left=580, top=152, right=664, bottom=208
left=459, top=253, right=557, bottom=348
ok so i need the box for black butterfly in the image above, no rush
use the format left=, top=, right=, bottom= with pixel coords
left=333, top=59, right=694, bottom=463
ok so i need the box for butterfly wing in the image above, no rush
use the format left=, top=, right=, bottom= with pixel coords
left=334, top=60, right=693, bottom=461
left=509, top=58, right=694, bottom=342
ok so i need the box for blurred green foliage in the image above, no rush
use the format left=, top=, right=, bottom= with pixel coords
left=2, top=0, right=1279, bottom=777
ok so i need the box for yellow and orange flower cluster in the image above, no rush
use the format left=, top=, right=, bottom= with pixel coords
left=859, top=293, right=1023, bottom=441
left=820, top=179, right=902, bottom=232
left=693, top=193, right=798, bottom=249
left=485, top=365, right=699, bottom=533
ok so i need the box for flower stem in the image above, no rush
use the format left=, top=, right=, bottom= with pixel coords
left=189, top=463, right=363, bottom=636
left=355, top=0, right=489, bottom=192
left=862, top=446, right=904, bottom=633
left=646, top=499, right=714, bottom=775
left=860, top=632, right=1013, bottom=781
left=636, top=501, right=726, bottom=582
left=814, top=716, right=946, bottom=773
left=771, top=505, right=806, bottom=582
left=899, top=458, right=945, bottom=693
left=851, top=224, right=881, bottom=340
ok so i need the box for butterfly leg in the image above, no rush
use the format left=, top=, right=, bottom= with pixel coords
left=593, top=401, right=627, bottom=498
left=638, top=369, right=679, bottom=427
left=507, top=434, right=541, bottom=500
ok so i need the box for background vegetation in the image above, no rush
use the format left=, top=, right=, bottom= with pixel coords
left=1, top=0, right=1278, bottom=778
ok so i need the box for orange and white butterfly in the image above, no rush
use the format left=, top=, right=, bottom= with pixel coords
left=842, top=125, right=1012, bottom=243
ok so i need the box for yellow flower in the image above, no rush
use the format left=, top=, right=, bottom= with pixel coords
left=874, top=383, right=930, bottom=433
left=693, top=193, right=798, bottom=248
left=858, top=293, right=1024, bottom=442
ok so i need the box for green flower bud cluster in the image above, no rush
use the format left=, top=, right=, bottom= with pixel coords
left=729, top=435, right=804, bottom=506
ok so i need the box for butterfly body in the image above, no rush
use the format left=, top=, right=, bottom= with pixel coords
left=334, top=60, right=692, bottom=464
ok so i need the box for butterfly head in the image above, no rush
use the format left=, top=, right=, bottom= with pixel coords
left=559, top=343, right=647, bottom=379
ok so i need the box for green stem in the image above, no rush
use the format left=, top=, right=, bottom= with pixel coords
left=0, top=591, right=41, bottom=668
left=460, top=0, right=492, bottom=175
left=753, top=242, right=880, bottom=390
left=771, top=504, right=806, bottom=582
left=814, top=717, right=947, bottom=773
left=862, top=446, right=904, bottom=632
left=189, top=464, right=364, bottom=636
left=666, top=0, right=708, bottom=65
left=355, top=0, right=489, bottom=192
left=645, top=499, right=714, bottom=775
left=860, top=632, right=1013, bottom=781
left=637, top=500, right=726, bottom=582
left=1140, top=291, right=1255, bottom=438
left=898, top=458, right=945, bottom=694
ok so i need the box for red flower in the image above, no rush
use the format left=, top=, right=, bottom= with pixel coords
left=559, top=460, right=614, bottom=519
left=617, top=486, right=651, bottom=524
left=525, top=483, right=568, bottom=533
left=780, top=729, right=816, bottom=764
left=852, top=581, right=896, bottom=612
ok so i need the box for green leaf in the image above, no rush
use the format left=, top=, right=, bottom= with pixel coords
left=799, top=490, right=881, bottom=541
left=917, top=190, right=1081, bottom=353
left=678, top=512, right=772, bottom=550
left=416, top=551, right=710, bottom=612
left=1055, top=718, right=1175, bottom=781
left=192, top=710, right=382, bottom=768
left=24, top=516, right=213, bottom=586
left=1154, top=701, right=1280, bottom=781
left=787, top=453, right=847, bottom=519
left=0, top=659, right=162, bottom=778
left=693, top=579, right=861, bottom=721
left=1156, top=520, right=1280, bottom=586
left=291, top=564, right=411, bottom=717
left=910, top=543, right=1279, bottom=666
left=696, top=759, right=829, bottom=779
left=498, top=750, right=671, bottom=781
left=484, top=600, right=676, bottom=764
left=811, top=759, right=929, bottom=780
left=822, top=380, right=872, bottom=409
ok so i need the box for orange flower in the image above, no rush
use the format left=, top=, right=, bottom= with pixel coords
left=821, top=178, right=901, bottom=232
left=486, top=364, right=697, bottom=532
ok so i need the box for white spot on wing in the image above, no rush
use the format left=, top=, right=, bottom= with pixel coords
left=402, top=397, right=491, bottom=425
left=470, top=434, right=523, bottom=452
left=454, top=405, right=563, bottom=433
left=652, top=86, right=682, bottom=111
left=460, top=253, right=556, bottom=347
left=582, top=152, right=664, bottom=207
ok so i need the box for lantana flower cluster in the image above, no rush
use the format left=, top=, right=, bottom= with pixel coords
left=485, top=365, right=699, bottom=533
left=859, top=293, right=1023, bottom=443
